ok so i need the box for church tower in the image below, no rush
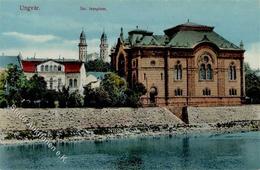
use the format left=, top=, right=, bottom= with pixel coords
left=100, top=31, right=108, bottom=61
left=78, top=30, right=87, bottom=62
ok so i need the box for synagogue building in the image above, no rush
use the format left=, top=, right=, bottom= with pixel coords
left=110, top=21, right=245, bottom=106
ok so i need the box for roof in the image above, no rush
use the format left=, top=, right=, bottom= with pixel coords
left=164, top=21, right=214, bottom=36
left=122, top=22, right=242, bottom=50
left=80, top=30, right=86, bottom=39
left=101, top=32, right=107, bottom=40
left=21, top=58, right=83, bottom=73
left=86, top=71, right=107, bottom=80
left=0, top=55, right=21, bottom=69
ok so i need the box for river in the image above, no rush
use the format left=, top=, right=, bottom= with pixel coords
left=0, top=131, right=259, bottom=170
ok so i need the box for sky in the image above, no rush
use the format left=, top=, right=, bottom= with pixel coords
left=0, top=0, right=259, bottom=69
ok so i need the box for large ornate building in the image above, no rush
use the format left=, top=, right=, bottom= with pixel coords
left=111, top=21, right=245, bottom=107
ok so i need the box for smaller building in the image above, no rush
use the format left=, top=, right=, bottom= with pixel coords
left=21, top=58, right=86, bottom=94
left=85, top=72, right=106, bottom=88
left=0, top=54, right=22, bottom=72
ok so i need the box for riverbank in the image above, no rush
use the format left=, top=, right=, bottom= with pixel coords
left=0, top=105, right=259, bottom=145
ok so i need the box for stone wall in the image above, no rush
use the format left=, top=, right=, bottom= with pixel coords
left=188, top=105, right=260, bottom=124
left=0, top=107, right=183, bottom=132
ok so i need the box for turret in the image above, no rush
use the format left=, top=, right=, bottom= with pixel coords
left=78, top=29, right=87, bottom=61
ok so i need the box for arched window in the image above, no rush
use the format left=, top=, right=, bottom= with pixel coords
left=40, top=65, right=44, bottom=72
left=174, top=61, right=182, bottom=80
left=207, top=64, right=212, bottom=80
left=229, top=63, right=236, bottom=80
left=74, top=79, right=77, bottom=87
left=69, top=79, right=73, bottom=88
left=58, top=78, right=62, bottom=90
left=45, top=65, right=49, bottom=72
left=50, top=65, right=53, bottom=72
left=58, top=66, right=62, bottom=71
left=199, top=55, right=213, bottom=80
left=200, top=64, right=206, bottom=80
left=118, top=54, right=126, bottom=77
left=50, top=78, right=53, bottom=90
left=203, top=88, right=211, bottom=96
left=175, top=88, right=183, bottom=96
left=54, top=65, right=58, bottom=71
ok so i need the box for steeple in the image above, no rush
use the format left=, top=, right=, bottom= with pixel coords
left=240, top=40, right=244, bottom=49
left=78, top=29, right=87, bottom=61
left=120, top=27, right=124, bottom=41
left=100, top=30, right=108, bottom=61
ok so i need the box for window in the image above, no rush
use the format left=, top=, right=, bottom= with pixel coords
left=69, top=79, right=73, bottom=88
left=150, top=60, right=156, bottom=66
left=133, top=61, right=136, bottom=67
left=54, top=65, right=58, bottom=71
left=74, top=79, right=77, bottom=87
left=45, top=65, right=49, bottom=72
left=207, top=64, right=212, bottom=80
left=50, top=78, right=53, bottom=90
left=200, top=64, right=206, bottom=80
left=58, top=66, right=61, bottom=71
left=203, top=88, right=211, bottom=96
left=161, top=73, right=163, bottom=80
left=50, top=65, right=53, bottom=72
left=175, top=88, right=183, bottom=96
left=174, top=61, right=182, bottom=80
left=229, top=63, right=236, bottom=80
left=40, top=65, right=44, bottom=72
left=144, top=73, right=146, bottom=80
left=58, top=78, right=62, bottom=90
left=229, top=88, right=237, bottom=96
left=199, top=55, right=213, bottom=80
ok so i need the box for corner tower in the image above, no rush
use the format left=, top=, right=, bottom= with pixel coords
left=78, top=30, right=87, bottom=61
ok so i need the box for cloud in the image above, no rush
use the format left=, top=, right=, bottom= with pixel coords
left=0, top=38, right=103, bottom=59
left=2, top=32, right=59, bottom=43
left=245, top=42, right=260, bottom=69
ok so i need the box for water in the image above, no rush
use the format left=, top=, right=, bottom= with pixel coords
left=0, top=131, right=259, bottom=170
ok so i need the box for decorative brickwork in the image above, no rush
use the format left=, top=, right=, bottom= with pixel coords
left=110, top=22, right=245, bottom=107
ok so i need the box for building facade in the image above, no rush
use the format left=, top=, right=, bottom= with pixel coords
left=21, top=31, right=89, bottom=94
left=111, top=22, right=245, bottom=107
left=22, top=58, right=86, bottom=94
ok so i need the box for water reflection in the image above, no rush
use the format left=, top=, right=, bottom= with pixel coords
left=181, top=137, right=190, bottom=169
left=0, top=132, right=259, bottom=170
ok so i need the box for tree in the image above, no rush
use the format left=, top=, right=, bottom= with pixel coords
left=58, top=86, right=70, bottom=108
left=245, top=63, right=260, bottom=103
left=126, top=82, right=147, bottom=107
left=101, top=73, right=127, bottom=106
left=67, top=90, right=83, bottom=108
left=0, top=71, right=7, bottom=108
left=83, top=84, right=110, bottom=108
left=5, top=64, right=28, bottom=106
left=85, top=59, right=111, bottom=72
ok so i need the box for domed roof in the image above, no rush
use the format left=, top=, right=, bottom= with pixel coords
left=80, top=30, right=86, bottom=39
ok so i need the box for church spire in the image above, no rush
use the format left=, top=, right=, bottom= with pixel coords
left=100, top=30, right=108, bottom=61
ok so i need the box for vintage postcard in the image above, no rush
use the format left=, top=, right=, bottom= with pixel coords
left=0, top=0, right=259, bottom=169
